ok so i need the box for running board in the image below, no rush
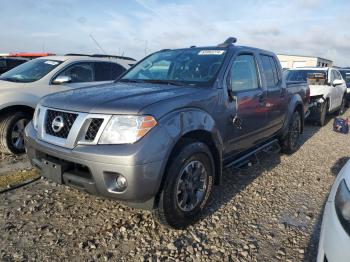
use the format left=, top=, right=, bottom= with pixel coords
left=224, top=139, right=279, bottom=169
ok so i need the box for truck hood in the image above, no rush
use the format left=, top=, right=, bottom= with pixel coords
left=41, top=82, right=200, bottom=116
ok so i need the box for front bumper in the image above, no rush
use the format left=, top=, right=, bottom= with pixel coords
left=24, top=123, right=171, bottom=210
left=317, top=201, right=350, bottom=262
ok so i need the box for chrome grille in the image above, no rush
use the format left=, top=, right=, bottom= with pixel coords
left=45, top=110, right=78, bottom=138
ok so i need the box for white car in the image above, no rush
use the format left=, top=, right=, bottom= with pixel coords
left=0, top=54, right=135, bottom=154
left=317, top=160, right=350, bottom=262
left=285, top=67, right=347, bottom=126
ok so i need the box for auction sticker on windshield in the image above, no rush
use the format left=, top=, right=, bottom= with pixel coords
left=44, top=60, right=59, bottom=66
left=198, top=50, right=225, bottom=55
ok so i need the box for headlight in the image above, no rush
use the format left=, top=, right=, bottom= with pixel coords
left=98, top=115, right=157, bottom=144
left=335, top=179, right=350, bottom=236
left=32, top=105, right=41, bottom=131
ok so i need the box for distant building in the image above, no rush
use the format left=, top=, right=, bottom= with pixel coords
left=277, top=54, right=333, bottom=69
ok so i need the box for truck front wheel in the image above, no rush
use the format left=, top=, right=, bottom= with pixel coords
left=153, top=141, right=214, bottom=229
left=280, top=111, right=301, bottom=154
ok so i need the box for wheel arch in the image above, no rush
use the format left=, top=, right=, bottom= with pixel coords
left=154, top=109, right=224, bottom=207
left=281, top=95, right=305, bottom=138
left=0, top=105, right=35, bottom=117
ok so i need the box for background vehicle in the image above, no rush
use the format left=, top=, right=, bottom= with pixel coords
left=317, top=160, right=350, bottom=262
left=25, top=38, right=309, bottom=229
left=0, top=57, right=29, bottom=74
left=285, top=67, right=347, bottom=126
left=339, top=68, right=350, bottom=104
left=0, top=54, right=135, bottom=154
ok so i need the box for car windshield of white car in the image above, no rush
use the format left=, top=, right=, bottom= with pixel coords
left=0, top=59, right=62, bottom=83
left=120, top=48, right=227, bottom=87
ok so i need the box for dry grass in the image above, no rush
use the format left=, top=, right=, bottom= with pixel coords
left=0, top=169, right=39, bottom=189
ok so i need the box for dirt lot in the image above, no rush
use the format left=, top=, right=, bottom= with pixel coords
left=1, top=111, right=350, bottom=262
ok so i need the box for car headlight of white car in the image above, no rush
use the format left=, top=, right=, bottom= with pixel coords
left=335, top=179, right=350, bottom=236
left=32, top=105, right=42, bottom=131
left=98, top=115, right=157, bottom=144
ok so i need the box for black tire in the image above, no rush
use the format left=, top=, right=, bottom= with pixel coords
left=0, top=112, right=31, bottom=155
left=153, top=141, right=215, bottom=229
left=338, top=96, right=347, bottom=116
left=280, top=111, right=301, bottom=154
left=318, top=100, right=328, bottom=126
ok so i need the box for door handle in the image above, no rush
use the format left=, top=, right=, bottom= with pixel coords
left=258, top=94, right=266, bottom=106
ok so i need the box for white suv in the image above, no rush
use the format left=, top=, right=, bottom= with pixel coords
left=285, top=67, right=347, bottom=126
left=0, top=54, right=135, bottom=154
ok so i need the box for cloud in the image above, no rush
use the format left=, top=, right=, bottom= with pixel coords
left=0, top=0, right=349, bottom=66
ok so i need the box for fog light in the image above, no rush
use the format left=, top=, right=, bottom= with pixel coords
left=116, top=175, right=127, bottom=191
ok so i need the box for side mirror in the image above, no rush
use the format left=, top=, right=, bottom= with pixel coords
left=52, top=76, right=72, bottom=85
left=333, top=79, right=343, bottom=86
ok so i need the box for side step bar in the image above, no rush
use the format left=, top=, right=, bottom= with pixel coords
left=224, top=139, right=279, bottom=169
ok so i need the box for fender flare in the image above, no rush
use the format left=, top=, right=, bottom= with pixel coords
left=158, top=108, right=224, bottom=187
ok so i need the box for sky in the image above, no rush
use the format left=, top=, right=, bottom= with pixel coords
left=0, top=0, right=350, bottom=66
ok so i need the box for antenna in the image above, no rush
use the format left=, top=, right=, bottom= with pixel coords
left=89, top=34, right=107, bottom=55
left=217, top=37, right=237, bottom=47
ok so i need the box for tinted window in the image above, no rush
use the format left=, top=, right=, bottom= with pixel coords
left=94, top=62, right=126, bottom=81
left=0, top=59, right=62, bottom=83
left=339, top=70, right=350, bottom=83
left=0, top=60, right=6, bottom=67
left=6, top=59, right=27, bottom=67
left=95, top=62, right=111, bottom=81
left=121, top=48, right=227, bottom=86
left=110, top=63, right=126, bottom=79
left=229, top=55, right=259, bottom=92
left=260, top=55, right=276, bottom=88
left=271, top=57, right=281, bottom=84
left=285, top=70, right=328, bottom=82
left=58, top=63, right=94, bottom=83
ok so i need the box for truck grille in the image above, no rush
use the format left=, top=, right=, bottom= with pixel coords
left=84, top=118, right=104, bottom=141
left=45, top=110, right=78, bottom=138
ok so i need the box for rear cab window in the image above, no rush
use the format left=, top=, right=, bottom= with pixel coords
left=260, top=55, right=281, bottom=89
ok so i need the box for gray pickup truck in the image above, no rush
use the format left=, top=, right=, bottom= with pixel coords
left=25, top=38, right=309, bottom=229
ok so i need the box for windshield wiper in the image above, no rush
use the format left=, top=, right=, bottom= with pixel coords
left=118, top=79, right=146, bottom=83
left=141, top=79, right=184, bottom=86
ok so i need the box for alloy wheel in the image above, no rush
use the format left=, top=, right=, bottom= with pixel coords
left=176, top=160, right=208, bottom=212
left=11, top=118, right=28, bottom=151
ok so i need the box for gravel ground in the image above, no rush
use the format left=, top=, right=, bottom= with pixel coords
left=1, top=110, right=350, bottom=262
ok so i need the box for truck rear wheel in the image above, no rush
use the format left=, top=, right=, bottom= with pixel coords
left=280, top=111, right=301, bottom=154
left=0, top=112, right=31, bottom=155
left=153, top=141, right=214, bottom=229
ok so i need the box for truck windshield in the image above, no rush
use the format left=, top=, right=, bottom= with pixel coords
left=339, top=70, right=350, bottom=84
left=0, top=59, right=62, bottom=83
left=120, top=48, right=227, bottom=86
left=285, top=70, right=328, bottom=82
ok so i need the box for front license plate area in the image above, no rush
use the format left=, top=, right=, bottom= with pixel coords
left=42, top=159, right=64, bottom=184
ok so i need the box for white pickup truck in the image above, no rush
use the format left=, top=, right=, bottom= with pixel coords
left=285, top=67, right=347, bottom=126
